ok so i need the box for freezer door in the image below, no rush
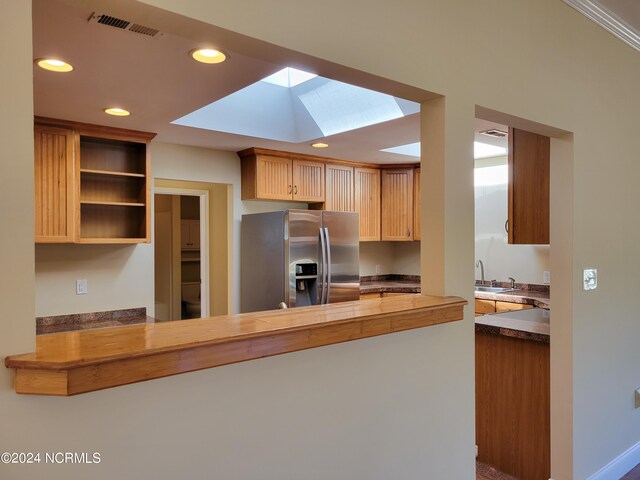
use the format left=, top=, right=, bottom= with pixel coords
left=322, top=211, right=360, bottom=303
left=287, top=210, right=322, bottom=307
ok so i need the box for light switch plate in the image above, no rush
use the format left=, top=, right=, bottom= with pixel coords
left=543, top=271, right=551, bottom=284
left=76, top=279, right=87, bottom=295
left=375, top=264, right=381, bottom=274
left=583, top=268, right=597, bottom=291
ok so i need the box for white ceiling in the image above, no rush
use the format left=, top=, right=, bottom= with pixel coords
left=34, top=0, right=507, bottom=165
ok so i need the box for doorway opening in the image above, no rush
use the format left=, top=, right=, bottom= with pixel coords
left=154, top=188, right=210, bottom=321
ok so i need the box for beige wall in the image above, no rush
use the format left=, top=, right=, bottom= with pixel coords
left=360, top=242, right=421, bottom=276
left=4, top=1, right=640, bottom=480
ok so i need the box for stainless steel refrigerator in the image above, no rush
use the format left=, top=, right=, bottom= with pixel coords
left=241, top=210, right=360, bottom=313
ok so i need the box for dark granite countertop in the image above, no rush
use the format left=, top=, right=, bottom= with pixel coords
left=359, top=275, right=420, bottom=294
left=475, top=308, right=550, bottom=344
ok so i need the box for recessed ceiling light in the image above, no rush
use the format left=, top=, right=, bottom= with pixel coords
left=104, top=107, right=131, bottom=117
left=191, top=48, right=227, bottom=64
left=35, top=58, right=73, bottom=72
left=311, top=142, right=329, bottom=148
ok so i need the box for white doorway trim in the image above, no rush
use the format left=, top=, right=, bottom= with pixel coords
left=155, top=187, right=210, bottom=318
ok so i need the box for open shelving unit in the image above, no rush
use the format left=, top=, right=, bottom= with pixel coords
left=33, top=117, right=155, bottom=244
left=78, top=135, right=149, bottom=243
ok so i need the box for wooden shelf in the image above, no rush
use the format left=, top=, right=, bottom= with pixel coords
left=181, top=258, right=201, bottom=263
left=33, top=117, right=154, bottom=244
left=80, top=200, right=145, bottom=207
left=5, top=295, right=466, bottom=396
left=80, top=169, right=146, bottom=178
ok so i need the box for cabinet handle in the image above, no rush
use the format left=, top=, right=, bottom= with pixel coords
left=504, top=220, right=509, bottom=234
left=294, top=185, right=298, bottom=195
left=289, top=185, right=292, bottom=194
left=407, top=228, right=411, bottom=237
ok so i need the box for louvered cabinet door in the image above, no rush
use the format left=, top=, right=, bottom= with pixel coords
left=255, top=155, right=293, bottom=200
left=34, top=125, right=75, bottom=243
left=413, top=167, right=421, bottom=240
left=354, top=167, right=380, bottom=241
left=381, top=168, right=413, bottom=241
left=325, top=164, right=354, bottom=211
left=292, top=159, right=324, bottom=202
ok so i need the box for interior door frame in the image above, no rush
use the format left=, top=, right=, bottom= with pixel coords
left=154, top=187, right=210, bottom=318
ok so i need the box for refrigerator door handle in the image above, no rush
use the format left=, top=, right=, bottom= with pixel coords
left=319, top=227, right=327, bottom=304
left=324, top=227, right=332, bottom=303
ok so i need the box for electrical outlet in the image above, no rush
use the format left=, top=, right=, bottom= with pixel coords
left=375, top=264, right=381, bottom=274
left=543, top=271, right=551, bottom=284
left=583, top=268, right=597, bottom=291
left=76, top=279, right=87, bottom=295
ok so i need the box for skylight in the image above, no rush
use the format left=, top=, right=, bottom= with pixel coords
left=380, top=141, right=507, bottom=159
left=381, top=142, right=420, bottom=157
left=474, top=141, right=507, bottom=159
left=172, top=67, right=420, bottom=143
left=261, top=67, right=317, bottom=88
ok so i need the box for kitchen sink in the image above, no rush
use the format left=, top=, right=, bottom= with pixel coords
left=474, top=286, right=516, bottom=293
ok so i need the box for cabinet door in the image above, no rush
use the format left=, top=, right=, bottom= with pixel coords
left=34, top=125, right=75, bottom=243
left=413, top=167, right=421, bottom=240
left=381, top=168, right=414, bottom=241
left=508, top=127, right=550, bottom=244
left=189, top=220, right=200, bottom=249
left=495, top=301, right=533, bottom=313
left=325, top=164, right=354, bottom=211
left=255, top=155, right=293, bottom=201
left=292, top=159, right=324, bottom=202
left=354, top=167, right=380, bottom=241
left=180, top=220, right=191, bottom=249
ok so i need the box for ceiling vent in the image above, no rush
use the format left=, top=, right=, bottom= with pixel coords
left=88, top=12, right=162, bottom=37
left=479, top=129, right=508, bottom=139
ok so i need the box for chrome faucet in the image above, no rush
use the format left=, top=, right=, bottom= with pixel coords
left=476, top=260, right=485, bottom=283
left=508, top=277, right=516, bottom=289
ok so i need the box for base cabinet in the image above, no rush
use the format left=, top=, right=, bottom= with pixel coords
left=476, top=332, right=550, bottom=480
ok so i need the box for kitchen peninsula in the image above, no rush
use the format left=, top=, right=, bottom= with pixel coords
left=5, top=294, right=465, bottom=396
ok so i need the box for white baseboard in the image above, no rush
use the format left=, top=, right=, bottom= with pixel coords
left=586, top=440, right=640, bottom=480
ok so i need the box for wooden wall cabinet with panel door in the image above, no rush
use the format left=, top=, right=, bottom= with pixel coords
left=239, top=149, right=325, bottom=203
left=34, top=117, right=155, bottom=244
left=34, top=124, right=75, bottom=243
left=508, top=127, right=550, bottom=244
left=354, top=167, right=381, bottom=241
left=413, top=167, right=421, bottom=240
left=381, top=168, right=414, bottom=241
left=323, top=164, right=354, bottom=211
left=180, top=220, right=200, bottom=250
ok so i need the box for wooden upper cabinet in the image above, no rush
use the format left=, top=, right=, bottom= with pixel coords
left=381, top=168, right=414, bottom=241
left=508, top=127, right=550, bottom=245
left=354, top=167, right=380, bottom=241
left=413, top=167, right=421, bottom=241
left=34, top=117, right=154, bottom=244
left=239, top=149, right=325, bottom=203
left=324, top=164, right=354, bottom=211
left=34, top=125, right=75, bottom=243
left=254, top=154, right=293, bottom=201
left=292, top=159, right=324, bottom=202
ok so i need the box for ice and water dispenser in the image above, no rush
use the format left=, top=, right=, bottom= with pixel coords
left=294, top=262, right=318, bottom=307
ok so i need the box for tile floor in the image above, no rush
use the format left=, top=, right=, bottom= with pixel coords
left=477, top=461, right=640, bottom=480
left=476, top=462, right=517, bottom=480
left=622, top=463, right=640, bottom=480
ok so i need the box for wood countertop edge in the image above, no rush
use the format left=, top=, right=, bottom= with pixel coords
left=5, top=296, right=467, bottom=371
